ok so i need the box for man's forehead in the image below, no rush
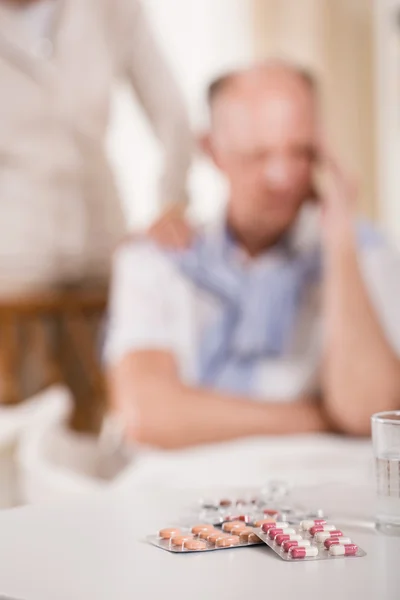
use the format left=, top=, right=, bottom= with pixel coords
left=211, top=74, right=317, bottom=148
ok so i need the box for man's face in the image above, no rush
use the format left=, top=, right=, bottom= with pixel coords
left=210, top=69, right=318, bottom=242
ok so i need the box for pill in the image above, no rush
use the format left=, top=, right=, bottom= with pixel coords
left=216, top=535, right=240, bottom=548
left=239, top=529, right=261, bottom=544
left=264, top=509, right=279, bottom=517
left=309, top=525, right=335, bottom=536
left=324, top=537, right=352, bottom=549
left=315, top=530, right=343, bottom=543
left=230, top=523, right=247, bottom=534
left=223, top=521, right=243, bottom=533
left=254, top=519, right=275, bottom=528
left=283, top=540, right=311, bottom=552
left=171, top=535, right=193, bottom=546
left=236, top=498, right=247, bottom=506
left=300, top=519, right=326, bottom=531
left=275, top=534, right=302, bottom=546
left=268, top=528, right=295, bottom=540
left=199, top=529, right=216, bottom=540
left=289, top=546, right=319, bottom=559
left=238, top=515, right=251, bottom=523
left=261, top=522, right=277, bottom=532
left=329, top=544, right=358, bottom=557
left=191, top=524, right=215, bottom=535
left=184, top=539, right=207, bottom=551
left=207, top=532, right=225, bottom=544
left=220, top=499, right=232, bottom=507
left=159, top=527, right=182, bottom=540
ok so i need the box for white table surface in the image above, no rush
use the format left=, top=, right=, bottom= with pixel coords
left=0, top=435, right=398, bottom=600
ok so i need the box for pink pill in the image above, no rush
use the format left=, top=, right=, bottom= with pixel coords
left=261, top=522, right=277, bottom=533
left=283, top=540, right=310, bottom=553
left=275, top=534, right=290, bottom=545
left=275, top=534, right=301, bottom=546
left=309, top=525, right=335, bottom=536
left=290, top=546, right=318, bottom=559
left=268, top=528, right=284, bottom=540
left=324, top=537, right=352, bottom=549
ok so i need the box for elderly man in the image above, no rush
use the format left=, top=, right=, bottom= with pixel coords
left=105, top=62, right=400, bottom=448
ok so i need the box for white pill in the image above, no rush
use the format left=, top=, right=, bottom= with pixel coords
left=300, top=520, right=315, bottom=531
left=315, top=532, right=332, bottom=543
left=337, top=537, right=352, bottom=545
left=329, top=544, right=358, bottom=557
left=290, top=546, right=319, bottom=559
left=275, top=522, right=290, bottom=529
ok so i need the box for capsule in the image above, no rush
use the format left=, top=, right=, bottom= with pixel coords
left=254, top=519, right=275, bottom=528
left=324, top=537, right=352, bottom=550
left=268, top=528, right=295, bottom=540
left=309, top=524, right=335, bottom=536
left=315, top=530, right=343, bottom=543
left=329, top=544, right=358, bottom=557
left=261, top=521, right=288, bottom=532
left=301, top=519, right=326, bottom=531
left=283, top=539, right=311, bottom=553
left=289, top=546, right=319, bottom=559
left=264, top=509, right=279, bottom=517
left=275, top=533, right=302, bottom=546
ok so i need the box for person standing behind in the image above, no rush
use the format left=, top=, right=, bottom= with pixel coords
left=0, top=0, right=192, bottom=429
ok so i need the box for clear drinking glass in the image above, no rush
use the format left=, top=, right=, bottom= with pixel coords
left=371, top=411, right=400, bottom=535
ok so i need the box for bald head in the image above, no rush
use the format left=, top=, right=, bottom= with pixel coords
left=204, top=62, right=319, bottom=253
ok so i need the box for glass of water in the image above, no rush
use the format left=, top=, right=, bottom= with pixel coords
left=371, top=411, right=400, bottom=535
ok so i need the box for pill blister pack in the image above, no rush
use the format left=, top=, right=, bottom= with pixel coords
left=148, top=522, right=264, bottom=553
left=253, top=518, right=367, bottom=561
left=190, top=496, right=324, bottom=527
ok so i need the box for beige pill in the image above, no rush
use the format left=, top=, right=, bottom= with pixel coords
left=230, top=523, right=247, bottom=534
left=223, top=520, right=243, bottom=533
left=184, top=539, right=207, bottom=551
left=216, top=535, right=240, bottom=548
left=191, top=524, right=215, bottom=535
left=240, top=530, right=261, bottom=544
left=199, top=529, right=217, bottom=540
left=207, top=531, right=226, bottom=544
left=254, top=519, right=275, bottom=528
left=159, top=527, right=182, bottom=540
left=171, top=535, right=193, bottom=546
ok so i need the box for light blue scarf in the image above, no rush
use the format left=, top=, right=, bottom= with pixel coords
left=170, top=224, right=321, bottom=392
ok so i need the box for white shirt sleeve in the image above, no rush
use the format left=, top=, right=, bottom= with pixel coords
left=361, top=244, right=400, bottom=356
left=104, top=243, right=187, bottom=366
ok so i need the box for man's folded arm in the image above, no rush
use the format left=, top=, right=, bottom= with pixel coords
left=107, top=349, right=331, bottom=449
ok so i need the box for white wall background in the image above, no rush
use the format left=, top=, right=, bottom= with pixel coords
left=106, top=0, right=254, bottom=229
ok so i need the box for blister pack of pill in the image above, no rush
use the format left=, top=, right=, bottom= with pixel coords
left=148, top=522, right=264, bottom=553
left=190, top=496, right=324, bottom=527
left=253, top=518, right=367, bottom=561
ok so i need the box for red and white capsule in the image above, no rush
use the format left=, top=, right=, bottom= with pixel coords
left=300, top=519, right=326, bottom=531
left=315, top=530, right=343, bottom=543
left=275, top=533, right=302, bottom=546
left=329, top=544, right=358, bottom=557
left=324, top=537, right=352, bottom=550
left=289, top=546, right=319, bottom=559
left=309, top=524, right=336, bottom=537
left=268, top=528, right=295, bottom=540
left=283, top=539, right=311, bottom=553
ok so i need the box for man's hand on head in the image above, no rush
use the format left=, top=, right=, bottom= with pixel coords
left=317, top=146, right=358, bottom=251
left=148, top=204, right=193, bottom=250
